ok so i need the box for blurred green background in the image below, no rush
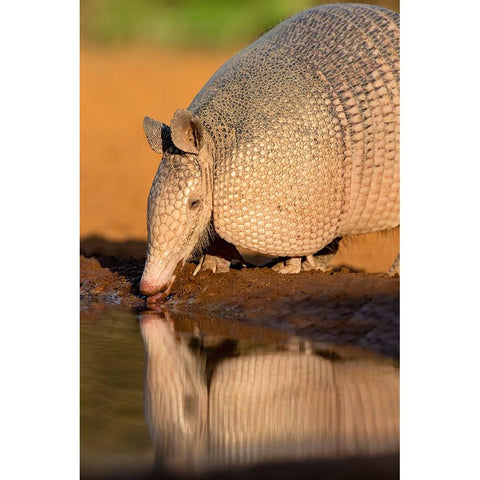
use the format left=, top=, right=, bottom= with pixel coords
left=81, top=0, right=399, bottom=50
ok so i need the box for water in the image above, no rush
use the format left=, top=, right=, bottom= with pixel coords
left=81, top=307, right=152, bottom=478
left=81, top=305, right=399, bottom=479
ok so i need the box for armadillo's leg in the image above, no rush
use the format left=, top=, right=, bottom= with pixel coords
left=272, top=257, right=302, bottom=274
left=301, top=253, right=335, bottom=273
left=203, top=254, right=231, bottom=273
left=387, top=254, right=400, bottom=277
left=193, top=254, right=231, bottom=276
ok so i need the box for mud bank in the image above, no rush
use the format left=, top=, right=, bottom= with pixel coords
left=80, top=250, right=399, bottom=358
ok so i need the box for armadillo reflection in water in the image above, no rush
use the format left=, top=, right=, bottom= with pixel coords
left=139, top=311, right=399, bottom=474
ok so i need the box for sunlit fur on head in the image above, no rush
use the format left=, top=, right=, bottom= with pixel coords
left=187, top=219, right=213, bottom=263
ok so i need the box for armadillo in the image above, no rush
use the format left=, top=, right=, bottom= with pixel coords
left=139, top=3, right=400, bottom=302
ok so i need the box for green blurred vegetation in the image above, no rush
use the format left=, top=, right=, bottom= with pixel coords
left=81, top=0, right=399, bottom=50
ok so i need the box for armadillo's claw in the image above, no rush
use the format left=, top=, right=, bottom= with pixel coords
left=301, top=253, right=334, bottom=273
left=192, top=258, right=204, bottom=276
left=272, top=257, right=302, bottom=274
left=272, top=254, right=334, bottom=274
left=193, top=254, right=230, bottom=275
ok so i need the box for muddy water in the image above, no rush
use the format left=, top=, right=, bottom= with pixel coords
left=81, top=304, right=399, bottom=480
left=81, top=307, right=153, bottom=478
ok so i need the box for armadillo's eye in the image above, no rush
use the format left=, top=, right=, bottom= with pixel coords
left=189, top=198, right=201, bottom=210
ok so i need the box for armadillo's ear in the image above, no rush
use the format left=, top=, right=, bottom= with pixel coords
left=143, top=116, right=172, bottom=154
left=170, top=109, right=204, bottom=155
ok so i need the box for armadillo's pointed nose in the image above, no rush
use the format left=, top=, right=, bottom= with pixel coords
left=140, top=255, right=180, bottom=302
left=139, top=277, right=158, bottom=296
left=140, top=275, right=177, bottom=304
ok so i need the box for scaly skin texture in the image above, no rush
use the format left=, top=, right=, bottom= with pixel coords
left=140, top=4, right=400, bottom=299
left=191, top=3, right=399, bottom=256
left=140, top=114, right=214, bottom=300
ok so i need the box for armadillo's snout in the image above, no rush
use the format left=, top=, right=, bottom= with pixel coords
left=140, top=275, right=176, bottom=305
left=140, top=254, right=180, bottom=304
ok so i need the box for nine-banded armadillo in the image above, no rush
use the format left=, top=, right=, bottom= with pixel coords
left=139, top=3, right=400, bottom=303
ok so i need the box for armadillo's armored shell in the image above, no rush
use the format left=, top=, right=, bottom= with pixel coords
left=189, top=4, right=399, bottom=258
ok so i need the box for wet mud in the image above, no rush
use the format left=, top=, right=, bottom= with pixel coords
left=80, top=245, right=399, bottom=358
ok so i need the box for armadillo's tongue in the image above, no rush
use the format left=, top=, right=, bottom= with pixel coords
left=145, top=275, right=176, bottom=305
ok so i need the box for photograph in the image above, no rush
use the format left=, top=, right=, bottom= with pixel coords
left=80, top=1, right=400, bottom=478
